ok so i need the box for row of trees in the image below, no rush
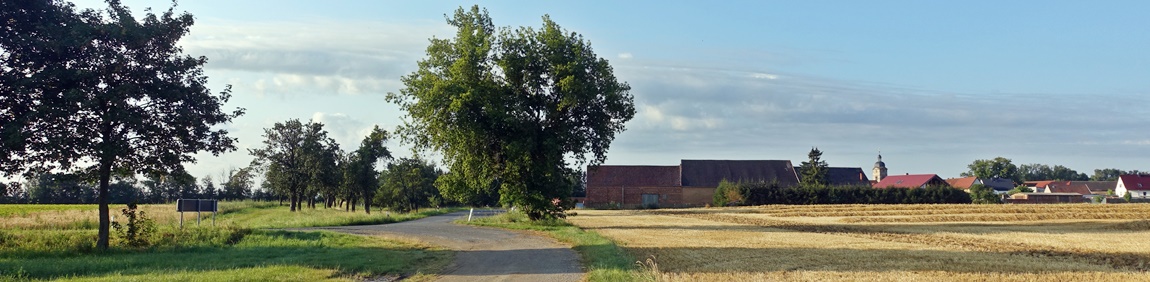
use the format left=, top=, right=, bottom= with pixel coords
left=0, top=167, right=257, bottom=204
left=962, top=157, right=1144, bottom=183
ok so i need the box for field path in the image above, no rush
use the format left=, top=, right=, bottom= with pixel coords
left=294, top=211, right=582, bottom=282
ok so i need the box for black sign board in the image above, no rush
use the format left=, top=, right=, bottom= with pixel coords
left=176, top=199, right=218, bottom=212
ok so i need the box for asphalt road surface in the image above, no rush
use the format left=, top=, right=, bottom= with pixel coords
left=297, top=211, right=582, bottom=282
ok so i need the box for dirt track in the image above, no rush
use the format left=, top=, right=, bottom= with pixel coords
left=297, top=211, right=582, bottom=282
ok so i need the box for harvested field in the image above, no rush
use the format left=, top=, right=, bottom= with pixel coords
left=567, top=204, right=1150, bottom=281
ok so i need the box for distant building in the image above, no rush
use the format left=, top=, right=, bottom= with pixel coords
left=1044, top=181, right=1116, bottom=197
left=1117, top=175, right=1150, bottom=198
left=795, top=167, right=871, bottom=186
left=872, top=153, right=888, bottom=182
left=872, top=174, right=948, bottom=189
left=946, top=176, right=1015, bottom=194
left=1006, top=193, right=1087, bottom=204
left=586, top=160, right=800, bottom=208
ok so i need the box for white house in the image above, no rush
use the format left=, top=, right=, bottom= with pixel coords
left=1116, top=175, right=1150, bottom=198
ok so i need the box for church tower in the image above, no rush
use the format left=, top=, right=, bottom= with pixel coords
left=873, top=153, right=888, bottom=182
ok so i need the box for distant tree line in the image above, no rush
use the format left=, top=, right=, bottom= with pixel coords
left=962, top=157, right=1145, bottom=182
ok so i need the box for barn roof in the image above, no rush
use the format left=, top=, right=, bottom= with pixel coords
left=1045, top=181, right=1093, bottom=195
left=681, top=160, right=798, bottom=187
left=587, top=165, right=681, bottom=187
left=873, top=174, right=946, bottom=189
left=795, top=167, right=870, bottom=186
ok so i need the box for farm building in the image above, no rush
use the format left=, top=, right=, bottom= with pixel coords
left=1043, top=181, right=1116, bottom=197
left=1117, top=175, right=1150, bottom=198
left=1007, top=193, right=1088, bottom=204
left=795, top=167, right=871, bottom=186
left=872, top=174, right=948, bottom=189
left=586, top=160, right=800, bottom=208
left=946, top=176, right=1016, bottom=194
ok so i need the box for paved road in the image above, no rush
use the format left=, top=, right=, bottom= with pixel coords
left=297, top=211, right=582, bottom=282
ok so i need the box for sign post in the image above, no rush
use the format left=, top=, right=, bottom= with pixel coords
left=176, top=199, right=219, bottom=228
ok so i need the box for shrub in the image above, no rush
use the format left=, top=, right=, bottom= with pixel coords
left=111, top=202, right=155, bottom=248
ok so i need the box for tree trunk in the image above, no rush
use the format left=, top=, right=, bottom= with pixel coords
left=364, top=197, right=371, bottom=214
left=96, top=157, right=112, bottom=250
left=289, top=191, right=297, bottom=212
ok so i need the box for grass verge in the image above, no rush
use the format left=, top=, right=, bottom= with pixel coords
left=0, top=203, right=460, bottom=281
left=462, top=211, right=653, bottom=282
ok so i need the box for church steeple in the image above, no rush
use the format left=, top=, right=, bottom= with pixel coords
left=872, top=152, right=888, bottom=182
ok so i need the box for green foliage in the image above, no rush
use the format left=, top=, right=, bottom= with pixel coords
left=110, top=203, right=156, bottom=248
left=712, top=179, right=744, bottom=207
left=1125, top=192, right=1133, bottom=202
left=250, top=119, right=341, bottom=212
left=1019, top=163, right=1089, bottom=181
left=388, top=6, right=635, bottom=220
left=377, top=158, right=443, bottom=213
left=799, top=147, right=829, bottom=186
left=722, top=182, right=971, bottom=205
left=962, top=157, right=1020, bottom=183
left=1092, top=168, right=1145, bottom=181
left=0, top=1, right=243, bottom=250
left=968, top=184, right=1001, bottom=204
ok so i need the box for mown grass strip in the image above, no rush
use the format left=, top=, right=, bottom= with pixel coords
left=463, top=211, right=654, bottom=282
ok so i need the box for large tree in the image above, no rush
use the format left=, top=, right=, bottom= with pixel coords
left=250, top=119, right=336, bottom=211
left=377, top=157, right=441, bottom=213
left=388, top=6, right=635, bottom=219
left=340, top=126, right=390, bottom=213
left=961, top=157, right=1020, bottom=183
left=799, top=147, right=829, bottom=187
left=0, top=1, right=242, bottom=249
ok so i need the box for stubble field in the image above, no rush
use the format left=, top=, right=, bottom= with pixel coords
left=567, top=204, right=1150, bottom=281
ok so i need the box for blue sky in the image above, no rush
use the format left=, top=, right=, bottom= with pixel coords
left=71, top=0, right=1150, bottom=180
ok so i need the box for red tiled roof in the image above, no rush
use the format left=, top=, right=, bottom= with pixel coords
left=587, top=165, right=681, bottom=187
left=946, top=177, right=978, bottom=189
left=1024, top=181, right=1056, bottom=188
left=874, top=174, right=946, bottom=189
left=1119, top=175, right=1150, bottom=191
left=1045, top=181, right=1092, bottom=195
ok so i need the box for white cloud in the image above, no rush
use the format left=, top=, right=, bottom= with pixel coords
left=750, top=72, right=778, bottom=79
left=618, top=53, right=633, bottom=59
left=182, top=20, right=453, bottom=97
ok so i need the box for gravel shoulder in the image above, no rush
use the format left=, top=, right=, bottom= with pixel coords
left=294, top=211, right=582, bottom=282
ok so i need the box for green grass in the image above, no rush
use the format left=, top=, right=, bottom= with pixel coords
left=1, top=230, right=448, bottom=281
left=0, top=202, right=459, bottom=281
left=0, top=204, right=98, bottom=217
left=463, top=211, right=651, bottom=282
left=221, top=204, right=462, bottom=229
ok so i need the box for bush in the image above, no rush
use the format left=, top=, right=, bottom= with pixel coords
left=111, top=202, right=155, bottom=248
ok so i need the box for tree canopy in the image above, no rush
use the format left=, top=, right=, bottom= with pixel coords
left=1018, top=163, right=1088, bottom=181
left=0, top=1, right=241, bottom=250
left=388, top=6, right=635, bottom=219
left=961, top=157, right=1019, bottom=183
left=799, top=147, right=829, bottom=187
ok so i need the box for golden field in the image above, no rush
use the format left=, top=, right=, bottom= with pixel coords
left=567, top=204, right=1150, bottom=281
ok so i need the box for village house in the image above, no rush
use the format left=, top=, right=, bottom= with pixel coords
left=1007, top=193, right=1087, bottom=204
left=872, top=174, right=948, bottom=189
left=586, top=160, right=802, bottom=208
left=946, top=176, right=1016, bottom=194
left=1116, top=175, right=1150, bottom=198
left=1043, top=181, right=1116, bottom=198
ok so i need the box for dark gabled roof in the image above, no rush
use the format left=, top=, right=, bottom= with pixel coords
left=873, top=174, right=947, bottom=189
left=795, top=167, right=870, bottom=186
left=587, top=165, right=681, bottom=187
left=681, top=160, right=798, bottom=187
left=981, top=178, right=1017, bottom=191
left=1075, top=181, right=1117, bottom=192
